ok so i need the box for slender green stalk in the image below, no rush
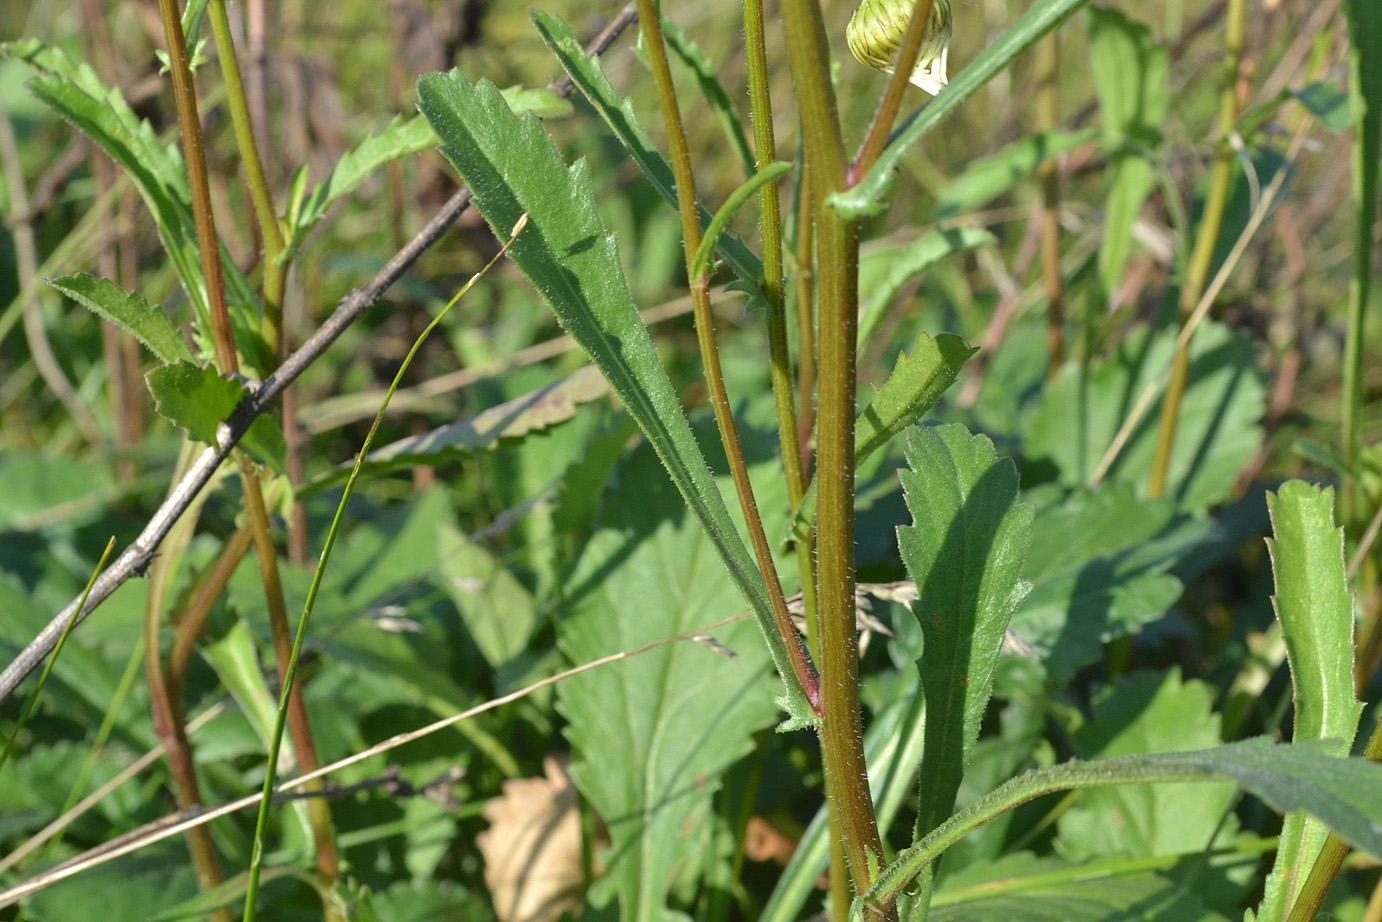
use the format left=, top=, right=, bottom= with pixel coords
left=778, top=0, right=890, bottom=913
left=744, top=0, right=806, bottom=510
left=794, top=161, right=817, bottom=476
left=1146, top=0, right=1244, bottom=499
left=1036, top=33, right=1065, bottom=381
left=236, top=457, right=343, bottom=922
left=241, top=216, right=529, bottom=921
left=1283, top=716, right=1382, bottom=922
left=206, top=0, right=285, bottom=359
left=851, top=0, right=937, bottom=182
left=1341, top=4, right=1381, bottom=533
left=632, top=0, right=819, bottom=710
left=156, top=0, right=237, bottom=373
left=141, top=447, right=233, bottom=922
left=162, top=3, right=341, bottom=907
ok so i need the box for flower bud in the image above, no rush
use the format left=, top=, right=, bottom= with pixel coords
left=846, top=0, right=952, bottom=96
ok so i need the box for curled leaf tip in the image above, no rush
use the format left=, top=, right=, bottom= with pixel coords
left=847, top=0, right=952, bottom=96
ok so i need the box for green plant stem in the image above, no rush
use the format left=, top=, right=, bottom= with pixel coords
left=850, top=0, right=937, bottom=182
left=632, top=0, right=819, bottom=710
left=207, top=0, right=311, bottom=570
left=858, top=758, right=1252, bottom=917
left=156, top=0, right=237, bottom=374
left=235, top=457, right=343, bottom=920
left=1036, top=33, right=1065, bottom=381
left=794, top=161, right=817, bottom=476
left=163, top=2, right=340, bottom=906
left=1146, top=0, right=1244, bottom=499
left=744, top=0, right=806, bottom=510
left=242, top=216, right=527, bottom=921
left=778, top=0, right=890, bottom=912
left=206, top=0, right=284, bottom=359
left=1341, top=2, right=1381, bottom=533
left=1283, top=717, right=1382, bottom=922
left=141, top=458, right=233, bottom=922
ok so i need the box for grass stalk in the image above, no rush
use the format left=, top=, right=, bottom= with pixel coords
left=1036, top=33, right=1065, bottom=381
left=241, top=215, right=529, bottom=921
left=235, top=458, right=343, bottom=920
left=1146, top=0, right=1244, bottom=499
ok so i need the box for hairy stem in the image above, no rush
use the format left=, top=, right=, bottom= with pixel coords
left=779, top=0, right=890, bottom=912
left=633, top=0, right=819, bottom=709
left=745, top=0, right=806, bottom=510
left=156, top=0, right=236, bottom=373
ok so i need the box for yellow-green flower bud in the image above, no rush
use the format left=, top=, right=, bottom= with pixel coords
left=846, top=0, right=952, bottom=96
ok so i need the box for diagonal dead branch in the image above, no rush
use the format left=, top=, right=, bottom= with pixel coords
left=0, top=2, right=639, bottom=704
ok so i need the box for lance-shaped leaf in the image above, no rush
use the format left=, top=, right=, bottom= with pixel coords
left=898, top=423, right=1033, bottom=841
left=863, top=738, right=1382, bottom=913
left=415, top=69, right=814, bottom=724
left=1257, top=482, right=1362, bottom=921
left=281, top=115, right=439, bottom=263
left=528, top=10, right=765, bottom=301
left=3, top=40, right=256, bottom=327
left=790, top=333, right=973, bottom=542
left=46, top=274, right=192, bottom=365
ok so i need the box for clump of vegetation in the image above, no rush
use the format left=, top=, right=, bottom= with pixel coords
left=0, top=0, right=1380, bottom=920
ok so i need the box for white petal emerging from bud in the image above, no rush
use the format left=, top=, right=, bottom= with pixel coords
left=847, top=0, right=952, bottom=96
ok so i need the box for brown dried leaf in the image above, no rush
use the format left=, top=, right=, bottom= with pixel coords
left=478, top=757, right=584, bottom=922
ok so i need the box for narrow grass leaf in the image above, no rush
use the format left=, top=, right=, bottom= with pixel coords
left=416, top=69, right=814, bottom=724
left=1257, top=481, right=1362, bottom=920
left=832, top=0, right=1093, bottom=218
left=898, top=422, right=1033, bottom=841
left=46, top=274, right=192, bottom=364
